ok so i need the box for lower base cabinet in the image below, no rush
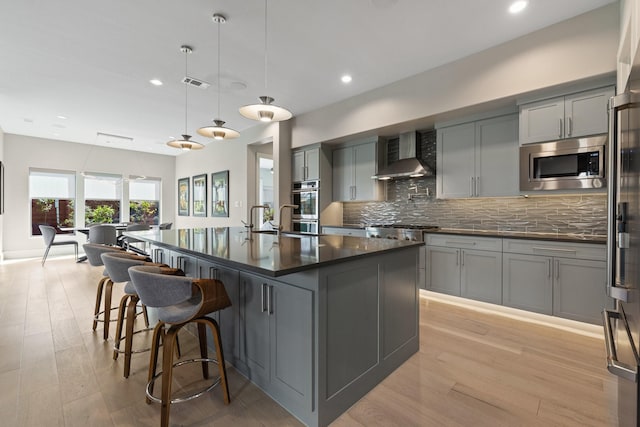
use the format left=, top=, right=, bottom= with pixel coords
left=427, top=234, right=608, bottom=325
left=426, top=234, right=502, bottom=304
left=239, top=272, right=313, bottom=418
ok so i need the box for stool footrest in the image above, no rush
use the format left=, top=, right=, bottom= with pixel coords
left=145, top=358, right=221, bottom=404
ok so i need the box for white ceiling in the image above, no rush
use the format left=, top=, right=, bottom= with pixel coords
left=0, top=0, right=617, bottom=156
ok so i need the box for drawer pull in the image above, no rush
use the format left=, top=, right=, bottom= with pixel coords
left=532, top=247, right=576, bottom=254
left=446, top=241, right=477, bottom=246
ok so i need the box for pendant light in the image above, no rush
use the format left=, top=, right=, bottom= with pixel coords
left=198, top=13, right=240, bottom=140
left=239, top=0, right=292, bottom=122
left=167, top=45, right=204, bottom=151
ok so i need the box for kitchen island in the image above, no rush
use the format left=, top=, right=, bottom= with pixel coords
left=124, top=227, right=423, bottom=427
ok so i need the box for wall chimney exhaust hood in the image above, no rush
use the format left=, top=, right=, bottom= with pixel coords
left=373, top=132, right=433, bottom=180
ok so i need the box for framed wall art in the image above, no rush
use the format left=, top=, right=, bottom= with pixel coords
left=192, top=173, right=207, bottom=217
left=178, top=177, right=190, bottom=216
left=211, top=170, right=229, bottom=217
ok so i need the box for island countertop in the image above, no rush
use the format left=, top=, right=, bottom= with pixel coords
left=125, top=226, right=423, bottom=277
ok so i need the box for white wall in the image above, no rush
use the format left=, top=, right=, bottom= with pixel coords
left=174, top=121, right=291, bottom=229
left=3, top=134, right=175, bottom=259
left=0, top=126, right=4, bottom=262
left=292, top=3, right=619, bottom=147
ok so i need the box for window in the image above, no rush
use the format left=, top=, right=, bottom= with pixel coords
left=29, top=169, right=76, bottom=235
left=84, top=173, right=122, bottom=225
left=129, top=177, right=160, bottom=225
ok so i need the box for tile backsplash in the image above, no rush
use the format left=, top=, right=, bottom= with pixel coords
left=343, top=182, right=607, bottom=236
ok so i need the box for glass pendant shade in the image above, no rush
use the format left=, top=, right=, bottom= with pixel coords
left=239, top=96, right=292, bottom=122
left=197, top=119, right=240, bottom=140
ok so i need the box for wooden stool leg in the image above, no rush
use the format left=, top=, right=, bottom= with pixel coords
left=147, top=322, right=164, bottom=404
left=93, top=276, right=108, bottom=331
left=197, top=322, right=209, bottom=379
left=103, top=279, right=114, bottom=340
left=142, top=304, right=150, bottom=328
left=208, top=318, right=230, bottom=405
left=113, top=294, right=129, bottom=360
left=160, top=325, right=179, bottom=427
left=123, top=295, right=138, bottom=378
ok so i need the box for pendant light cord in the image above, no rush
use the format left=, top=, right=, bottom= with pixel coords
left=264, top=0, right=268, bottom=91
left=217, top=17, right=221, bottom=119
left=184, top=47, right=189, bottom=134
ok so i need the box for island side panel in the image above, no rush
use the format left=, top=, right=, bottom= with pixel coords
left=317, top=246, right=420, bottom=427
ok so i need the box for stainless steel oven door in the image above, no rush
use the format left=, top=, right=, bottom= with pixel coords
left=292, top=219, right=318, bottom=234
left=292, top=189, right=318, bottom=219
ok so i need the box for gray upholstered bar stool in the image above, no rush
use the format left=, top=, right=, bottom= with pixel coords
left=83, top=243, right=127, bottom=339
left=129, top=265, right=231, bottom=427
left=101, top=252, right=157, bottom=378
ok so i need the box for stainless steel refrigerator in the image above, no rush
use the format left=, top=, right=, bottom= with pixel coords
left=604, top=74, right=640, bottom=426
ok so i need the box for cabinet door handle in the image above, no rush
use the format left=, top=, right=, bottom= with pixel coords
left=456, top=250, right=460, bottom=266
left=475, top=176, right=480, bottom=197
left=209, top=267, right=219, bottom=280
left=559, top=118, right=563, bottom=138
left=261, top=283, right=267, bottom=313
left=470, top=177, right=475, bottom=197
left=461, top=250, right=465, bottom=267
left=267, top=285, right=274, bottom=315
left=176, top=256, right=186, bottom=271
left=555, top=259, right=559, bottom=279
left=548, top=259, right=552, bottom=278
left=567, top=117, right=572, bottom=136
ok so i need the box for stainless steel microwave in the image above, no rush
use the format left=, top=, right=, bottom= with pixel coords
left=519, top=135, right=607, bottom=191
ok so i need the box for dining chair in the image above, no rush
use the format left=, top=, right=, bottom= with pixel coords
left=118, top=223, right=150, bottom=253
left=88, top=224, right=118, bottom=245
left=38, top=225, right=78, bottom=265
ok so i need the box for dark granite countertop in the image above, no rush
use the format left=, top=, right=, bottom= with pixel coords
left=426, top=228, right=606, bottom=244
left=125, top=227, right=422, bottom=277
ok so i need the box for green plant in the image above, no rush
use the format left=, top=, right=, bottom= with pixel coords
left=86, top=204, right=115, bottom=224
left=130, top=200, right=158, bottom=224
left=37, top=198, right=55, bottom=223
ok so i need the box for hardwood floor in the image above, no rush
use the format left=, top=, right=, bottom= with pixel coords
left=0, top=255, right=618, bottom=426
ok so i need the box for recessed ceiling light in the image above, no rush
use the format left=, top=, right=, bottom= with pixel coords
left=341, top=74, right=353, bottom=84
left=56, top=115, right=67, bottom=120
left=509, top=0, right=528, bottom=14
left=150, top=79, right=163, bottom=86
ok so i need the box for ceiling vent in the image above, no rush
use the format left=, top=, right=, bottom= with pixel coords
left=96, top=132, right=133, bottom=145
left=182, top=76, right=210, bottom=89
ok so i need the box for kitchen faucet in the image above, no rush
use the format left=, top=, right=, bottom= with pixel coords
left=277, top=204, right=299, bottom=232
left=248, top=205, right=269, bottom=230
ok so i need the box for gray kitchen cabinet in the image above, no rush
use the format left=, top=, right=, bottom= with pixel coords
left=502, top=239, right=608, bottom=324
left=519, top=86, right=614, bottom=144
left=437, top=114, right=518, bottom=199
left=502, top=252, right=553, bottom=315
left=426, top=234, right=503, bottom=304
left=332, top=141, right=381, bottom=201
left=197, top=259, right=240, bottom=364
left=239, top=272, right=313, bottom=414
left=293, top=147, right=319, bottom=182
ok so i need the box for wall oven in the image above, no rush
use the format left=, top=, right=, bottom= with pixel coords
left=292, top=181, right=319, bottom=219
left=519, top=135, right=607, bottom=191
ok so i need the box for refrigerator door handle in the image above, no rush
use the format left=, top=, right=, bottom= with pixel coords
left=603, top=308, right=639, bottom=382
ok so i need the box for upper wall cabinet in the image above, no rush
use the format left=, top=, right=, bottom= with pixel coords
left=437, top=114, right=519, bottom=199
left=332, top=141, right=382, bottom=202
left=519, top=86, right=614, bottom=144
left=293, top=147, right=320, bottom=182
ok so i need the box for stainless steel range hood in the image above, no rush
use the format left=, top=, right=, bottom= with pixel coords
left=373, top=132, right=433, bottom=180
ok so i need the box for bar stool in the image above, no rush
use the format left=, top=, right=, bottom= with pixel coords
left=129, top=265, right=231, bottom=427
left=101, top=252, right=157, bottom=378
left=83, top=243, right=127, bottom=340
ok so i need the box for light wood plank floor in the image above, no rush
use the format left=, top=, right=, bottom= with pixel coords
left=0, top=255, right=618, bottom=426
